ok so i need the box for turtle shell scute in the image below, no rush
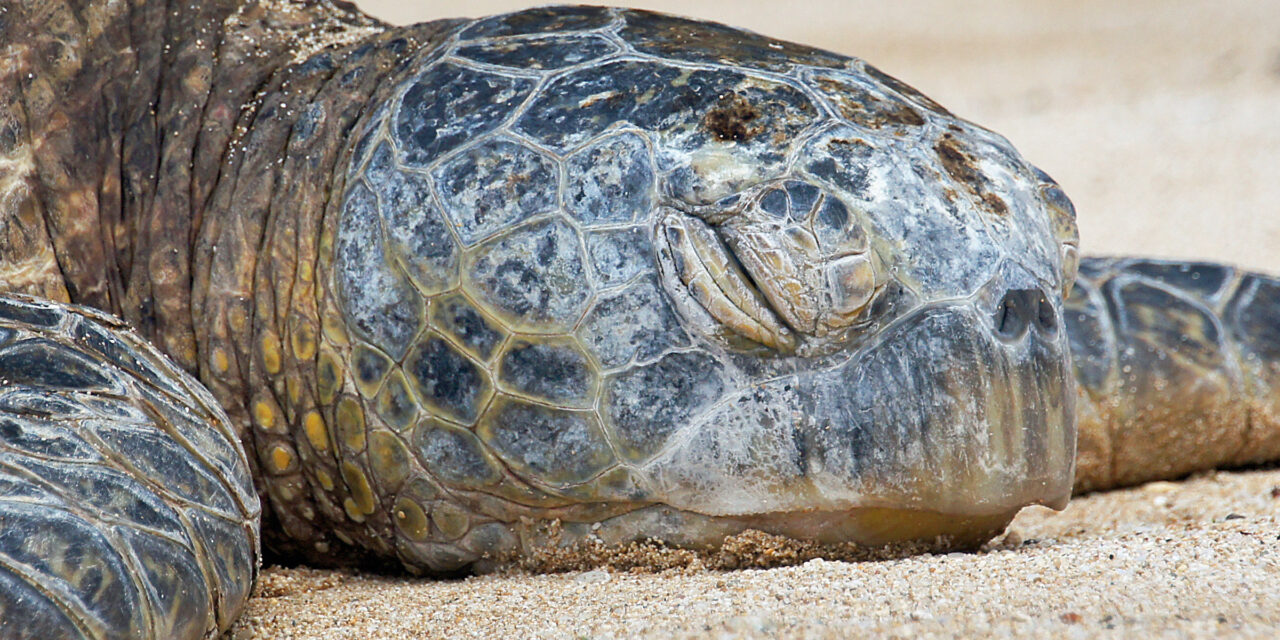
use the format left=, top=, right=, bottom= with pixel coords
left=0, top=338, right=117, bottom=391
left=617, top=10, right=849, bottom=73
left=496, top=337, right=598, bottom=409
left=333, top=180, right=425, bottom=360
left=804, top=68, right=928, bottom=131
left=564, top=132, right=655, bottom=226
left=605, top=350, right=728, bottom=461
left=366, top=141, right=460, bottom=296
left=513, top=59, right=819, bottom=166
left=455, top=33, right=618, bottom=70
left=576, top=276, right=688, bottom=369
left=410, top=419, right=504, bottom=489
left=584, top=226, right=654, bottom=289
left=477, top=397, right=615, bottom=487
left=433, top=137, right=559, bottom=246
left=403, top=334, right=493, bottom=426
left=457, top=6, right=615, bottom=40
left=428, top=293, right=507, bottom=362
left=394, top=63, right=537, bottom=167
left=462, top=217, right=592, bottom=333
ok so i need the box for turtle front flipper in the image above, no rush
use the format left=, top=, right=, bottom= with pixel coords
left=0, top=296, right=260, bottom=639
left=1067, top=257, right=1280, bottom=492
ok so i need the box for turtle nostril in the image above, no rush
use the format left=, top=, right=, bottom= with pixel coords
left=994, top=290, right=1028, bottom=340
left=993, top=291, right=1024, bottom=340
left=994, top=289, right=1056, bottom=340
left=1035, top=290, right=1057, bottom=333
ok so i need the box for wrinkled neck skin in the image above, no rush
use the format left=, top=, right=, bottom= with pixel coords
left=0, top=0, right=418, bottom=359
left=0, top=0, right=457, bottom=563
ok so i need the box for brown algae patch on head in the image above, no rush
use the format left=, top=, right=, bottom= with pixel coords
left=703, top=92, right=764, bottom=142
left=934, top=132, right=1009, bottom=216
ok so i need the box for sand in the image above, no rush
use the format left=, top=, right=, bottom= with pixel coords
left=238, top=470, right=1280, bottom=638
left=233, top=1, right=1280, bottom=637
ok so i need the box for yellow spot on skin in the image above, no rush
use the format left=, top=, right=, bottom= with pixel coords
left=322, top=312, right=349, bottom=346
left=341, top=461, right=377, bottom=515
left=304, top=411, right=330, bottom=451
left=317, top=350, right=342, bottom=404
left=342, top=497, right=365, bottom=523
left=393, top=497, right=429, bottom=541
left=298, top=258, right=314, bottom=283
left=262, top=333, right=283, bottom=375
left=336, top=397, right=366, bottom=451
left=176, top=343, right=197, bottom=369
left=269, top=445, right=294, bottom=473
left=253, top=400, right=276, bottom=430
left=431, top=502, right=469, bottom=540
left=229, top=306, right=249, bottom=333
left=316, top=469, right=335, bottom=491
left=211, top=348, right=230, bottom=374
left=368, top=430, right=410, bottom=490
left=292, top=322, right=317, bottom=361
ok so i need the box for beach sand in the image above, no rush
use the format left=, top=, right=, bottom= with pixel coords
left=233, top=1, right=1280, bottom=637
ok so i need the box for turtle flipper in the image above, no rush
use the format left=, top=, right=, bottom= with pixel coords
left=1066, top=257, right=1280, bottom=492
left=0, top=296, right=260, bottom=639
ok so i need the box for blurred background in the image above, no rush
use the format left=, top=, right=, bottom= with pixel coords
left=359, top=1, right=1280, bottom=271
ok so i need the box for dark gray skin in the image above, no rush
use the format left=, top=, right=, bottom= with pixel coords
left=2, top=2, right=1279, bottom=638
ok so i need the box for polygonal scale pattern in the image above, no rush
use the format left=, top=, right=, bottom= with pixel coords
left=319, top=5, right=1072, bottom=573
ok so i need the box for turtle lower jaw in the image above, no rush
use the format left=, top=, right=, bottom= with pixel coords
left=642, top=488, right=1058, bottom=550
left=706, top=505, right=1021, bottom=549
left=494, top=503, right=1022, bottom=573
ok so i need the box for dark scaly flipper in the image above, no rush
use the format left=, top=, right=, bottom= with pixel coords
left=0, top=296, right=259, bottom=639
left=1067, top=257, right=1280, bottom=492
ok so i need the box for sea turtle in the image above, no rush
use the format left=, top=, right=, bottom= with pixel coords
left=2, top=2, right=1278, bottom=638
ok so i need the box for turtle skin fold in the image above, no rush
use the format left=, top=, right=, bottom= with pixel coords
left=0, top=296, right=259, bottom=640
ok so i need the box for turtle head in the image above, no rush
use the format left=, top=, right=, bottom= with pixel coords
left=319, top=7, right=1082, bottom=570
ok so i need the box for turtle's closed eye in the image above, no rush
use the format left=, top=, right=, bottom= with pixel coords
left=657, top=209, right=796, bottom=353
left=656, top=180, right=887, bottom=356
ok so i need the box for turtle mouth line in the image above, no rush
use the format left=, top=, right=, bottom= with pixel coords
left=659, top=210, right=797, bottom=352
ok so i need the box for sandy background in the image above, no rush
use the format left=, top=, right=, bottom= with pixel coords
left=233, top=1, right=1280, bottom=637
